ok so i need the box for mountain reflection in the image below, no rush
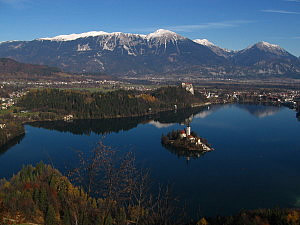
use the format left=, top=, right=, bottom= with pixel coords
left=28, top=107, right=211, bottom=135
left=193, top=104, right=224, bottom=119
left=236, top=104, right=281, bottom=118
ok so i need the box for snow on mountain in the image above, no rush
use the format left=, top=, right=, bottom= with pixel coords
left=0, top=40, right=19, bottom=44
left=232, top=41, right=299, bottom=68
left=38, top=29, right=185, bottom=42
left=39, top=31, right=147, bottom=42
left=39, top=31, right=110, bottom=41
left=1, top=29, right=299, bottom=76
left=146, top=29, right=185, bottom=40
left=242, top=41, right=289, bottom=56
left=193, top=38, right=233, bottom=57
left=193, top=39, right=215, bottom=46
left=145, top=29, right=186, bottom=47
left=259, top=41, right=281, bottom=49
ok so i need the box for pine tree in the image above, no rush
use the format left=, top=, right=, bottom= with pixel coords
left=116, top=207, right=127, bottom=225
left=104, top=214, right=113, bottom=225
left=62, top=208, right=71, bottom=225
left=45, top=204, right=57, bottom=225
left=32, top=188, right=39, bottom=203
left=39, top=187, right=48, bottom=213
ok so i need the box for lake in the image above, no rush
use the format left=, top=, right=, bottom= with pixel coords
left=1, top=104, right=300, bottom=217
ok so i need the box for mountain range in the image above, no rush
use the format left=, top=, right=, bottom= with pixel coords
left=0, top=29, right=299, bottom=78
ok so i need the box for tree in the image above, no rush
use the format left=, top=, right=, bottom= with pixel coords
left=39, top=187, right=48, bottom=213
left=45, top=204, right=57, bottom=225
left=62, top=208, right=71, bottom=225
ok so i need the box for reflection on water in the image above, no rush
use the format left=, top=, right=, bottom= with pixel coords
left=236, top=104, right=282, bottom=118
left=1, top=104, right=300, bottom=218
left=0, top=134, right=25, bottom=156
left=27, top=104, right=289, bottom=137
left=193, top=104, right=225, bottom=119
left=162, top=143, right=207, bottom=162
left=29, top=106, right=212, bottom=136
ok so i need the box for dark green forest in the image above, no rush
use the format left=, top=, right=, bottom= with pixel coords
left=0, top=86, right=206, bottom=148
left=17, top=87, right=205, bottom=119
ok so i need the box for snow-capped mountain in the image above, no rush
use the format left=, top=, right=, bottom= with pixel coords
left=0, top=30, right=299, bottom=77
left=193, top=39, right=234, bottom=58
left=233, top=41, right=298, bottom=66
left=0, top=29, right=225, bottom=74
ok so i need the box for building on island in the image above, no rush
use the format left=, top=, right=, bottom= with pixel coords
left=186, top=125, right=191, bottom=136
left=181, top=83, right=194, bottom=95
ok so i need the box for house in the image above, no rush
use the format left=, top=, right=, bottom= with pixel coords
left=179, top=130, right=187, bottom=138
left=63, top=114, right=74, bottom=121
left=187, top=135, right=195, bottom=142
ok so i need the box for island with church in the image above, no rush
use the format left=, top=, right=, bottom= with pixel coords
left=161, top=125, right=214, bottom=152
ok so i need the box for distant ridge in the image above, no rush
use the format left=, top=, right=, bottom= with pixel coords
left=0, top=58, right=60, bottom=79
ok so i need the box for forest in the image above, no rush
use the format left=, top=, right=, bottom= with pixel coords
left=0, top=142, right=186, bottom=225
left=0, top=121, right=24, bottom=148
left=16, top=86, right=205, bottom=119
left=0, top=86, right=206, bottom=148
left=1, top=152, right=300, bottom=225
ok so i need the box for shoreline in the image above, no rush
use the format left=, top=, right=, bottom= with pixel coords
left=0, top=99, right=298, bottom=149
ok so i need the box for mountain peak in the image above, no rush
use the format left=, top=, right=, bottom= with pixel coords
left=241, top=41, right=291, bottom=56
left=193, top=39, right=215, bottom=46
left=151, top=29, right=176, bottom=35
left=245, top=41, right=284, bottom=52
left=146, top=29, right=185, bottom=40
left=256, top=41, right=282, bottom=49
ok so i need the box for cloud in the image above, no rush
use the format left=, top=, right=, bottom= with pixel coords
left=166, top=21, right=251, bottom=32
left=0, top=0, right=31, bottom=8
left=284, top=0, right=300, bottom=2
left=261, top=9, right=300, bottom=14
left=130, top=20, right=254, bottom=33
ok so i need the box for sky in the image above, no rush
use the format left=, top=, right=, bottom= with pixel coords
left=0, top=0, right=300, bottom=56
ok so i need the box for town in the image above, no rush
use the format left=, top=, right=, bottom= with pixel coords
left=1, top=80, right=300, bottom=118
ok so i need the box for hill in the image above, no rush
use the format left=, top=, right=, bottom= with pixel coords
left=0, top=58, right=61, bottom=80
left=1, top=163, right=300, bottom=225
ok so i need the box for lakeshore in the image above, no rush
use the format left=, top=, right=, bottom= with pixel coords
left=1, top=104, right=300, bottom=219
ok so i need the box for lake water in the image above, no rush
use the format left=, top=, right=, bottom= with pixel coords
left=1, top=104, right=300, bottom=217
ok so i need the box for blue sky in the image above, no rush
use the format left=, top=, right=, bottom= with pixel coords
left=1, top=0, right=300, bottom=56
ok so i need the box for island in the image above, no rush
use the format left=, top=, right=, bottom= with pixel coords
left=161, top=125, right=213, bottom=152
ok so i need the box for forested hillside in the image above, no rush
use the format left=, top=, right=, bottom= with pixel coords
left=0, top=58, right=60, bottom=79
left=0, top=155, right=183, bottom=225
left=1, top=163, right=300, bottom=225
left=17, top=87, right=204, bottom=119
left=0, top=121, right=24, bottom=148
